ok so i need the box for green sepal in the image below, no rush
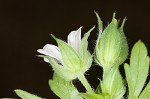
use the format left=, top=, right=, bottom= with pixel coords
left=15, top=89, right=43, bottom=99
left=49, top=73, right=83, bottom=99
left=94, top=11, right=103, bottom=34
left=117, top=18, right=128, bottom=66
left=37, top=55, right=76, bottom=81
left=51, top=34, right=82, bottom=73
left=99, top=17, right=121, bottom=68
left=95, top=83, right=102, bottom=94
left=124, top=40, right=150, bottom=98
left=94, top=12, right=103, bottom=66
left=79, top=27, right=95, bottom=73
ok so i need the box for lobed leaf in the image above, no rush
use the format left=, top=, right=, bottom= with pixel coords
left=124, top=40, right=149, bottom=98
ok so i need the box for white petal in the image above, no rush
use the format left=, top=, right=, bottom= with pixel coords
left=37, top=44, right=62, bottom=63
left=44, top=58, right=49, bottom=63
left=67, top=27, right=82, bottom=52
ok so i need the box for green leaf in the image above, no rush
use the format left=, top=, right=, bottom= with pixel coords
left=124, top=63, right=132, bottom=95
left=15, top=89, right=43, bottom=99
left=139, top=81, right=150, bottom=99
left=49, top=73, right=83, bottom=99
left=124, top=40, right=149, bottom=98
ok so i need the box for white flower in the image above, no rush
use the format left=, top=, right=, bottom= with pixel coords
left=37, top=26, right=94, bottom=80
left=37, top=27, right=82, bottom=64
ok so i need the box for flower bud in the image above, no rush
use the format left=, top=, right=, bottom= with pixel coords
left=94, top=13, right=128, bottom=72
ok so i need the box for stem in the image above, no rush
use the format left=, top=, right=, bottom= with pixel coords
left=77, top=73, right=93, bottom=93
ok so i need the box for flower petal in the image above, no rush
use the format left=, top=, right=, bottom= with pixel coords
left=67, top=27, right=82, bottom=52
left=37, top=44, right=62, bottom=63
left=44, top=58, right=49, bottom=63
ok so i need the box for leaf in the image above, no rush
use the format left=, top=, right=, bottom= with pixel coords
left=124, top=40, right=149, bottom=98
left=15, top=89, right=43, bottom=99
left=139, top=80, right=150, bottom=99
left=124, top=63, right=132, bottom=95
left=49, top=73, right=83, bottom=99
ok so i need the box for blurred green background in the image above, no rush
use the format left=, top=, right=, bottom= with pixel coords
left=0, top=0, right=150, bottom=98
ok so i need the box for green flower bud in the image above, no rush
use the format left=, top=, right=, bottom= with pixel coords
left=94, top=13, right=128, bottom=72
left=37, top=27, right=94, bottom=81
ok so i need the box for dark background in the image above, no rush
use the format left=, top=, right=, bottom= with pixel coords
left=0, top=0, right=150, bottom=98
